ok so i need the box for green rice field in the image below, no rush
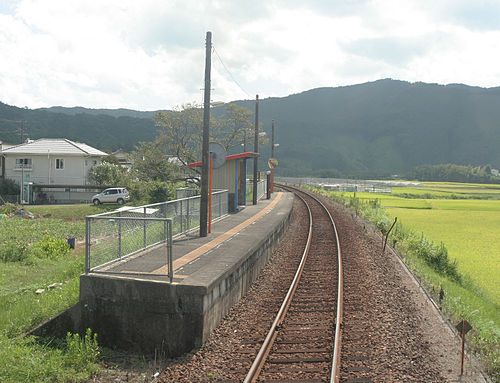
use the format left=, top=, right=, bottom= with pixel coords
left=351, top=182, right=500, bottom=304
left=386, top=199, right=500, bottom=304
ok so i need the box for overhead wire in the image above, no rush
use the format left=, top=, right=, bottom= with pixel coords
left=212, top=46, right=252, bottom=99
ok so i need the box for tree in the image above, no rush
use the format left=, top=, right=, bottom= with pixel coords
left=88, top=162, right=124, bottom=186
left=129, top=141, right=183, bottom=182
left=0, top=178, right=19, bottom=196
left=154, top=103, right=267, bottom=175
left=211, top=103, right=254, bottom=151
left=102, top=154, right=121, bottom=165
left=154, top=103, right=205, bottom=170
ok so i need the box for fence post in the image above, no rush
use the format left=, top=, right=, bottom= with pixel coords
left=168, top=219, right=173, bottom=283
left=142, top=206, right=146, bottom=249
left=118, top=211, right=122, bottom=259
left=85, top=217, right=90, bottom=274
left=218, top=192, right=221, bottom=218
left=163, top=202, right=168, bottom=243
left=186, top=197, right=190, bottom=232
left=180, top=199, right=183, bottom=234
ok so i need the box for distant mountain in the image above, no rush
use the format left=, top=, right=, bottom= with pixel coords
left=0, top=102, right=158, bottom=152
left=38, top=106, right=158, bottom=120
left=234, top=79, right=500, bottom=177
left=1, top=79, right=500, bottom=177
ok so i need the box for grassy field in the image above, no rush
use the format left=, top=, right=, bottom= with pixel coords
left=386, top=200, right=500, bottom=304
left=0, top=204, right=110, bottom=382
left=343, top=184, right=500, bottom=304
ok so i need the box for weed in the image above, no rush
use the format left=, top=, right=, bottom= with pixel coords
left=0, top=329, right=100, bottom=383
left=65, top=329, right=100, bottom=374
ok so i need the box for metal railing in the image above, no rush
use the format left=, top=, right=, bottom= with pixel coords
left=276, top=177, right=393, bottom=193
left=85, top=189, right=228, bottom=280
left=246, top=179, right=268, bottom=202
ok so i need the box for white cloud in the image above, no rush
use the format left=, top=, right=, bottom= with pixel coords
left=0, top=0, right=499, bottom=110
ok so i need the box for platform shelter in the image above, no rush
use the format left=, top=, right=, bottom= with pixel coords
left=189, top=152, right=257, bottom=213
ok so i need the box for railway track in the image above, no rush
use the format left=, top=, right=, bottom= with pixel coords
left=159, top=186, right=467, bottom=382
left=243, top=185, right=343, bottom=383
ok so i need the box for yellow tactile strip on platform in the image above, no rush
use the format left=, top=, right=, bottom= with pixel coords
left=151, top=192, right=283, bottom=275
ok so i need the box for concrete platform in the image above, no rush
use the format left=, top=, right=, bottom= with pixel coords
left=77, top=191, right=293, bottom=356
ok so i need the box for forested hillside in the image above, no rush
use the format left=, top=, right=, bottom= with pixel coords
left=0, top=102, right=157, bottom=152
left=236, top=79, right=500, bottom=177
left=1, top=79, right=500, bottom=177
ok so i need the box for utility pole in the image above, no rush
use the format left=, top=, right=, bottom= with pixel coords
left=253, top=95, right=259, bottom=205
left=200, top=31, right=212, bottom=237
left=20, top=120, right=25, bottom=204
left=271, top=120, right=275, bottom=158
left=271, top=119, right=275, bottom=194
left=243, top=128, right=246, bottom=152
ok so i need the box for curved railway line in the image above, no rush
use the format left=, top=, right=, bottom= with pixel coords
left=158, top=186, right=477, bottom=383
left=243, top=185, right=343, bottom=382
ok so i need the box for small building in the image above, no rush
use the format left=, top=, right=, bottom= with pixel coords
left=0, top=141, right=15, bottom=177
left=112, top=149, right=132, bottom=170
left=1, top=138, right=108, bottom=203
left=189, top=152, right=257, bottom=212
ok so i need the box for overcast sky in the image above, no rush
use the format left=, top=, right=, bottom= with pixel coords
left=1, top=0, right=499, bottom=110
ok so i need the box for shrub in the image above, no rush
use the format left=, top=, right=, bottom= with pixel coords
left=0, top=234, right=70, bottom=264
left=0, top=178, right=19, bottom=196
left=88, top=162, right=124, bottom=186
left=0, top=203, right=18, bottom=215
left=30, top=234, right=71, bottom=260
left=127, top=179, right=180, bottom=205
left=0, top=239, right=29, bottom=262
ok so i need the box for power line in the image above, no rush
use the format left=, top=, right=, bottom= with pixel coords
left=212, top=46, right=252, bottom=99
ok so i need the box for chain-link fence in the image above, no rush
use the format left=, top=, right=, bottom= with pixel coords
left=276, top=177, right=393, bottom=193
left=85, top=190, right=228, bottom=280
left=0, top=194, right=19, bottom=204
left=246, top=179, right=267, bottom=202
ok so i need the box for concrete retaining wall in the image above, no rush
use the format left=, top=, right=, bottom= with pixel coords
left=33, top=198, right=292, bottom=357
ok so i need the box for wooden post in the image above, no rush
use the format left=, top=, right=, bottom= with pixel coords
left=253, top=95, right=259, bottom=205
left=208, top=155, right=213, bottom=234
left=200, top=31, right=212, bottom=237
left=460, top=319, right=466, bottom=376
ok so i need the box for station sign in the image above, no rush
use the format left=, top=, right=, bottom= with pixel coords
left=268, top=157, right=278, bottom=169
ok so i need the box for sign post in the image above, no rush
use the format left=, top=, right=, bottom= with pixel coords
left=267, top=157, right=278, bottom=194
left=456, top=319, right=472, bottom=376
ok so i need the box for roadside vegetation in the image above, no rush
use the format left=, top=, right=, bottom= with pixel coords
left=307, top=182, right=499, bottom=380
left=0, top=204, right=105, bottom=382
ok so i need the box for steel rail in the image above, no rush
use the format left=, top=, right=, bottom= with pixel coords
left=284, top=185, right=344, bottom=383
left=243, top=189, right=313, bottom=383
left=243, top=184, right=343, bottom=382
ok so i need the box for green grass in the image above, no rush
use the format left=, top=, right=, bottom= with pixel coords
left=0, top=256, right=83, bottom=337
left=387, top=202, right=500, bottom=305
left=0, top=329, right=99, bottom=383
left=350, top=192, right=432, bottom=209
left=0, top=205, right=101, bottom=381
left=392, top=182, right=500, bottom=199
left=325, top=184, right=500, bottom=305
left=402, top=253, right=499, bottom=376
left=28, top=204, right=117, bottom=220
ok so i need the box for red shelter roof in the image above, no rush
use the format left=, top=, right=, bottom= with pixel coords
left=188, top=152, right=258, bottom=168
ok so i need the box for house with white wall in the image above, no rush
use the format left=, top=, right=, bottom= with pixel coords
left=0, top=141, right=15, bottom=177
left=1, top=138, right=108, bottom=203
